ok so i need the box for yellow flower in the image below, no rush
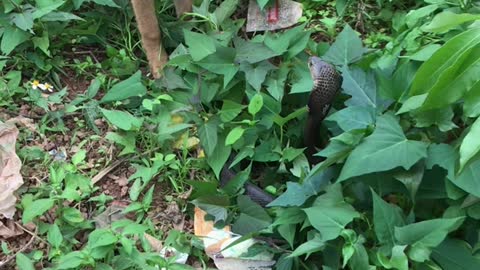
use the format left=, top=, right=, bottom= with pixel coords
left=31, top=80, right=41, bottom=90
left=43, top=83, right=54, bottom=92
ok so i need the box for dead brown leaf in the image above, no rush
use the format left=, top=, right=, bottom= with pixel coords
left=0, top=122, right=23, bottom=219
left=0, top=220, right=23, bottom=239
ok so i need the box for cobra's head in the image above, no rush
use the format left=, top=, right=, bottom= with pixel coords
left=307, top=56, right=332, bottom=80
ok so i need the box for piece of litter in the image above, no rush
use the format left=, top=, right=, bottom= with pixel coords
left=246, top=0, right=303, bottom=32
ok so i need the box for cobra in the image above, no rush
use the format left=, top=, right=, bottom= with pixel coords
left=220, top=56, right=343, bottom=207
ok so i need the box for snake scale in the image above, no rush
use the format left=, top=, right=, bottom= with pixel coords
left=220, top=56, right=343, bottom=207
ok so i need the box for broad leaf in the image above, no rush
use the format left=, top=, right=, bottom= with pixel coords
left=326, top=106, right=376, bottom=131
left=1, top=25, right=30, bottom=55
left=101, top=109, right=143, bottom=131
left=423, top=11, right=480, bottom=33
left=339, top=113, right=428, bottom=181
left=395, top=217, right=465, bottom=262
left=219, top=100, right=245, bottom=122
left=289, top=234, right=325, bottom=258
left=16, top=253, right=35, bottom=270
left=459, top=117, right=480, bottom=171
left=184, top=30, right=216, bottom=61
left=323, top=24, right=367, bottom=67
left=207, top=136, right=231, bottom=179
left=240, top=61, right=275, bottom=91
left=197, top=46, right=239, bottom=87
left=198, top=118, right=219, bottom=156
left=413, top=107, right=457, bottom=132
left=409, top=27, right=480, bottom=96
left=372, top=189, right=405, bottom=249
left=451, top=158, right=480, bottom=197
left=431, top=238, right=480, bottom=270
left=22, top=198, right=55, bottom=223
left=100, top=71, right=147, bottom=103
left=341, top=66, right=377, bottom=108
left=232, top=195, right=272, bottom=235
left=234, top=37, right=279, bottom=64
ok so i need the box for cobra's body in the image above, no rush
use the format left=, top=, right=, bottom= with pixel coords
left=304, top=57, right=343, bottom=165
left=220, top=56, right=342, bottom=206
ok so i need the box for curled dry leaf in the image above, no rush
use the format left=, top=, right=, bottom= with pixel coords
left=0, top=219, right=23, bottom=239
left=6, top=116, right=37, bottom=133
left=0, top=122, right=23, bottom=219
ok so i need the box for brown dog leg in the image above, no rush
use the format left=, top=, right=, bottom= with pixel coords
left=131, top=0, right=166, bottom=79
left=174, top=0, right=193, bottom=17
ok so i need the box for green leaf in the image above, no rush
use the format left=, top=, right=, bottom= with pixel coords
left=278, top=224, right=296, bottom=249
left=413, top=107, right=457, bottom=132
left=378, top=245, right=409, bottom=270
left=16, top=253, right=35, bottom=270
left=408, top=44, right=442, bottom=61
left=339, top=113, right=428, bottom=181
left=269, top=168, right=336, bottom=207
left=22, top=198, right=54, bottom=223
left=11, top=11, right=34, bottom=32
left=371, top=189, right=405, bottom=249
left=62, top=207, right=84, bottom=223
left=409, top=27, right=480, bottom=97
left=341, top=66, right=377, bottom=108
left=57, top=251, right=85, bottom=269
left=100, top=71, right=146, bottom=103
left=41, top=12, right=84, bottom=22
left=289, top=60, right=313, bottom=94
left=463, top=81, right=480, bottom=117
left=105, top=132, right=136, bottom=155
left=198, top=118, right=218, bottom=156
left=191, top=195, right=230, bottom=223
left=326, top=106, right=375, bottom=131
left=214, top=0, right=238, bottom=24
left=323, top=24, right=367, bottom=67
left=47, top=224, right=63, bottom=248
left=405, top=4, right=439, bottom=28
left=248, top=93, right=264, bottom=116
left=289, top=235, right=325, bottom=258
left=451, top=158, right=480, bottom=197
left=304, top=201, right=359, bottom=242
left=432, top=238, right=480, bottom=270
left=423, top=11, right=480, bottom=33
left=32, top=31, right=50, bottom=56
left=225, top=126, right=245, bottom=145
left=92, top=0, right=120, bottom=7
left=207, top=136, right=231, bottom=179
left=421, top=48, right=480, bottom=110
left=88, top=229, right=117, bottom=249
left=459, top=117, right=480, bottom=171
left=1, top=25, right=30, bottom=55
left=240, top=61, right=275, bottom=90
left=219, top=100, right=245, bottom=122
left=395, top=217, right=465, bottom=262
left=101, top=108, right=143, bottom=131
left=232, top=195, right=272, bottom=235
left=196, top=46, right=239, bottom=87
left=425, top=144, right=456, bottom=179
left=396, top=94, right=427, bottom=114
left=256, top=0, right=270, bottom=9
left=183, top=30, right=216, bottom=61
left=234, top=37, right=279, bottom=64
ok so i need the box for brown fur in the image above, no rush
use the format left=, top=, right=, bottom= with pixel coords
left=131, top=0, right=192, bottom=79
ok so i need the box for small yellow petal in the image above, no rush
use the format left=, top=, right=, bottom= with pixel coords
left=171, top=115, right=184, bottom=124
left=197, top=149, right=205, bottom=158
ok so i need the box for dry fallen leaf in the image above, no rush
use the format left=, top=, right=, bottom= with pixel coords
left=0, top=219, right=23, bottom=239
left=0, top=122, right=23, bottom=219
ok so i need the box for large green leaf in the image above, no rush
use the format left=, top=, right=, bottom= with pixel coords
left=394, top=217, right=465, bottom=262
left=413, top=107, right=457, bottom=132
left=198, top=118, right=219, bottom=156
left=232, top=195, right=272, bottom=235
left=0, top=25, right=30, bottom=55
left=463, top=81, right=480, bottom=117
left=423, top=11, right=480, bottom=33
left=459, top=117, right=480, bottom=171
left=451, top=158, right=480, bottom=197
left=289, top=60, right=313, bottom=94
left=303, top=184, right=360, bottom=241
left=289, top=234, right=325, bottom=258
left=341, top=66, right=377, bottom=108
left=268, top=168, right=336, bottom=207
left=206, top=136, right=231, bottom=179
left=101, top=109, right=143, bottom=131
left=372, top=189, right=405, bottom=249
left=323, top=24, right=367, bottom=67
left=22, top=198, right=55, bottom=223
left=432, top=238, right=480, bottom=270
left=183, top=30, right=216, bottom=61
left=339, top=113, right=428, bottom=181
left=421, top=48, right=480, bottom=110
left=240, top=61, right=275, bottom=91
left=409, top=27, right=480, bottom=97
left=234, top=37, right=279, bottom=64
left=197, top=46, right=239, bottom=87
left=326, top=106, right=375, bottom=131
left=100, top=71, right=146, bottom=103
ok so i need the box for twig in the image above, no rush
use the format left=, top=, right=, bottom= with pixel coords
left=14, top=222, right=49, bottom=246
left=0, top=227, right=38, bottom=267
